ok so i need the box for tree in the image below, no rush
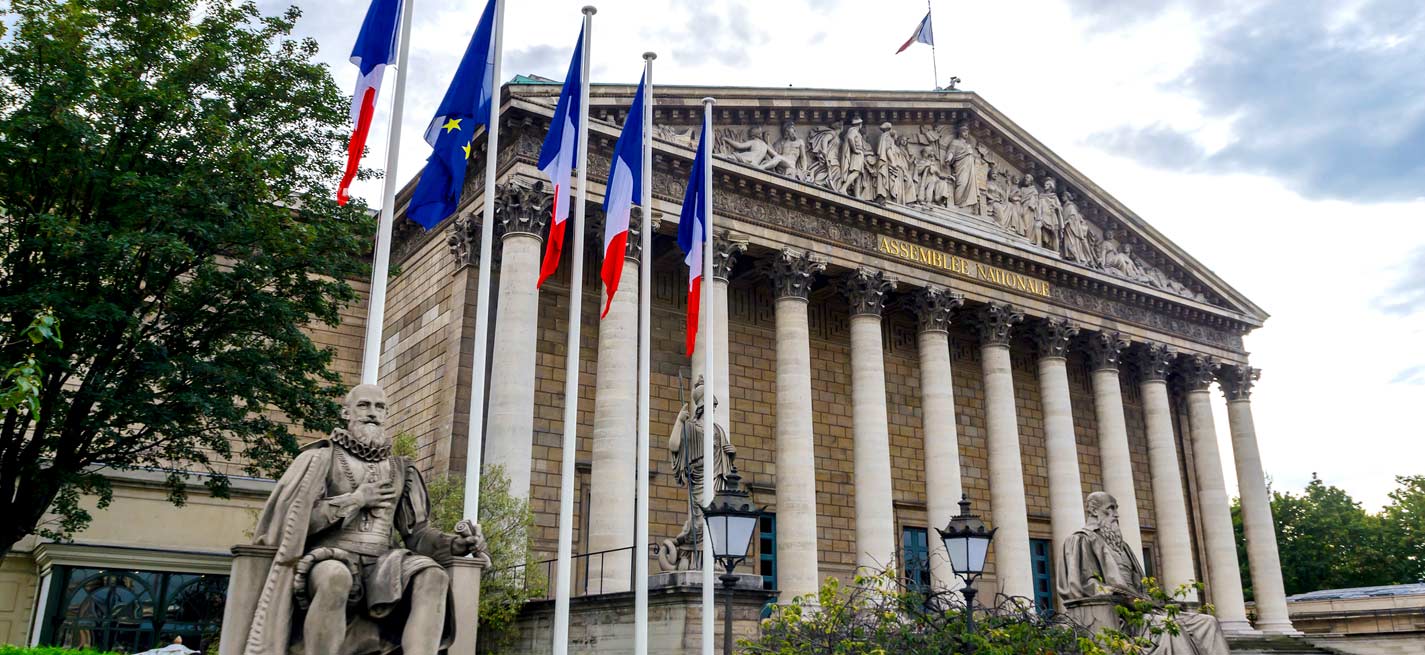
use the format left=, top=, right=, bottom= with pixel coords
left=0, top=0, right=375, bottom=559
left=1233, top=474, right=1392, bottom=598
left=1381, top=475, right=1425, bottom=584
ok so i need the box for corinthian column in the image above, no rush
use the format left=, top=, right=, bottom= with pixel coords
left=911, top=285, right=966, bottom=591
left=1084, top=331, right=1144, bottom=558
left=973, top=302, right=1033, bottom=601
left=1181, top=355, right=1252, bottom=633
left=768, top=248, right=826, bottom=602
left=842, top=267, right=898, bottom=572
left=1220, top=364, right=1297, bottom=634
left=1029, top=318, right=1084, bottom=567
left=1135, top=343, right=1197, bottom=601
left=689, top=233, right=747, bottom=437
left=485, top=183, right=550, bottom=500
left=587, top=217, right=647, bottom=593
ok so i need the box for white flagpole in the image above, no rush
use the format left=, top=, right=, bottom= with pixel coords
left=462, top=0, right=505, bottom=524
left=926, top=0, right=939, bottom=89
left=359, top=0, right=416, bottom=385
left=699, top=95, right=716, bottom=655
left=553, top=7, right=595, bottom=654
left=634, top=51, right=656, bottom=655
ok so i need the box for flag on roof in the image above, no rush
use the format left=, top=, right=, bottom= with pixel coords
left=536, top=26, right=586, bottom=288
left=896, top=11, right=934, bottom=54
left=676, top=120, right=710, bottom=357
left=599, top=73, right=647, bottom=318
left=337, top=0, right=403, bottom=206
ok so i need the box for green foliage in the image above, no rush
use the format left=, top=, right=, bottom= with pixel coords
left=0, top=647, right=118, bottom=655
left=0, top=0, right=376, bottom=558
left=743, top=570, right=1193, bottom=655
left=1232, top=474, right=1410, bottom=598
left=388, top=435, right=541, bottom=655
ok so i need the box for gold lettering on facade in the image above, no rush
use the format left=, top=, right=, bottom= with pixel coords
left=878, top=235, right=1052, bottom=298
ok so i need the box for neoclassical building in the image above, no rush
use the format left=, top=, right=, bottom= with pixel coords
left=0, top=80, right=1298, bottom=650
left=381, top=80, right=1294, bottom=635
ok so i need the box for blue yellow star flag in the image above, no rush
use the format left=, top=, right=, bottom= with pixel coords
left=407, top=0, right=498, bottom=230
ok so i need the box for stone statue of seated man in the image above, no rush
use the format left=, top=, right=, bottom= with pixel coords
left=1059, top=491, right=1230, bottom=654
left=239, top=384, right=489, bottom=655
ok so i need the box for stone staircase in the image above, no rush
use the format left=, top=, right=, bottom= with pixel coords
left=1228, top=634, right=1347, bottom=654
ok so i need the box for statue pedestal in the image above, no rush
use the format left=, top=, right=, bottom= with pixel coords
left=219, top=544, right=277, bottom=655
left=1063, top=595, right=1126, bottom=635
left=510, top=575, right=776, bottom=654
left=447, top=556, right=487, bottom=655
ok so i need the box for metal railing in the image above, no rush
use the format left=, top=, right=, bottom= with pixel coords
left=493, top=546, right=640, bottom=600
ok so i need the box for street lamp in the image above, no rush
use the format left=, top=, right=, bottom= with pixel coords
left=937, top=494, right=996, bottom=639
left=702, top=464, right=762, bottom=655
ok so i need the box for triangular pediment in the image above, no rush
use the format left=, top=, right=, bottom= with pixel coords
left=502, top=82, right=1266, bottom=330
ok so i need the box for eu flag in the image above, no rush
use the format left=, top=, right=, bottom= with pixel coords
left=408, top=0, right=498, bottom=230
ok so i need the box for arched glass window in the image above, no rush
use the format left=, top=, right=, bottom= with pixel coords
left=44, top=566, right=228, bottom=654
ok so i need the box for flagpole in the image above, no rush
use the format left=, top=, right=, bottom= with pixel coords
left=360, top=0, right=416, bottom=385
left=699, top=95, right=716, bottom=655
left=462, top=0, right=504, bottom=525
left=927, top=0, right=939, bottom=89
left=635, top=51, right=656, bottom=655
left=553, top=7, right=595, bottom=655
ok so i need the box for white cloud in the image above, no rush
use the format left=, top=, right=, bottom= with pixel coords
left=285, top=0, right=1424, bottom=508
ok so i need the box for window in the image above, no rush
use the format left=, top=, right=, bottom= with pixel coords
left=40, top=567, right=227, bottom=654
left=1142, top=546, right=1156, bottom=581
left=1029, top=538, right=1055, bottom=615
left=902, top=527, right=931, bottom=593
left=759, top=513, right=777, bottom=591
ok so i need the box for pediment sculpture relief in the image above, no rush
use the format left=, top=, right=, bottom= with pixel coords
left=693, top=114, right=1207, bottom=302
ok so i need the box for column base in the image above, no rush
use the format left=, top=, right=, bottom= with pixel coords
left=1252, top=621, right=1301, bottom=636
left=1218, top=620, right=1259, bottom=636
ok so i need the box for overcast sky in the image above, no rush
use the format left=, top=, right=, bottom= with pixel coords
left=276, top=0, right=1425, bottom=509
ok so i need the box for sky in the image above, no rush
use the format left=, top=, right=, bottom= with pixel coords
left=273, top=0, right=1425, bottom=510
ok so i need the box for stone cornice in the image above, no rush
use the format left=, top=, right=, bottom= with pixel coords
left=1030, top=317, right=1080, bottom=360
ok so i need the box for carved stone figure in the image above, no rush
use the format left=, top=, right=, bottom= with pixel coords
left=1100, top=230, right=1153, bottom=283
left=774, top=120, right=810, bottom=181
left=659, top=376, right=736, bottom=571
left=840, top=117, right=873, bottom=200
left=653, top=124, right=696, bottom=145
left=1033, top=177, right=1064, bottom=251
left=1007, top=173, right=1037, bottom=237
left=1060, top=492, right=1230, bottom=654
left=721, top=125, right=800, bottom=177
left=240, top=384, right=488, bottom=655
left=973, top=144, right=992, bottom=212
left=947, top=123, right=983, bottom=213
left=807, top=121, right=844, bottom=190
left=912, top=126, right=953, bottom=207
left=985, top=163, right=1014, bottom=230
left=874, top=122, right=916, bottom=204
left=1060, top=190, right=1096, bottom=265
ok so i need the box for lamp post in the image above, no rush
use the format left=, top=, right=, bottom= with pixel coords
left=937, top=494, right=996, bottom=643
left=702, top=463, right=762, bottom=655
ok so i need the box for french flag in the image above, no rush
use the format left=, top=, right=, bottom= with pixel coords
left=676, top=119, right=711, bottom=357
left=337, top=0, right=403, bottom=206
left=599, top=74, right=647, bottom=318
left=536, top=27, right=586, bottom=288
left=896, top=10, right=934, bottom=54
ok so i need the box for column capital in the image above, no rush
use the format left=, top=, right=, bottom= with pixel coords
left=1134, top=342, right=1176, bottom=382
left=1218, top=363, right=1260, bottom=402
left=1084, top=331, right=1130, bottom=372
left=711, top=232, right=749, bottom=281
left=972, top=302, right=1023, bottom=347
left=1030, top=317, right=1080, bottom=359
left=494, top=181, right=552, bottom=239
left=590, top=207, right=657, bottom=262
left=910, top=285, right=965, bottom=334
left=766, top=248, right=826, bottom=300
left=842, top=267, right=897, bottom=317
left=447, top=212, right=483, bottom=269
left=1178, top=354, right=1219, bottom=392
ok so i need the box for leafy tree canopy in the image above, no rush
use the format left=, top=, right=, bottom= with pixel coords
left=0, top=0, right=376, bottom=559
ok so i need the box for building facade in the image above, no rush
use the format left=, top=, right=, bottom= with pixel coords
left=0, top=80, right=1298, bottom=649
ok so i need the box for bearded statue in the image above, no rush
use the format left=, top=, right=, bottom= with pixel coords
left=239, top=384, right=488, bottom=655
left=1059, top=491, right=1229, bottom=654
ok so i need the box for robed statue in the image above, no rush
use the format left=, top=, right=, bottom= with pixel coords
left=240, top=384, right=488, bottom=655
left=1060, top=492, right=1229, bottom=654
left=658, top=376, right=736, bottom=571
